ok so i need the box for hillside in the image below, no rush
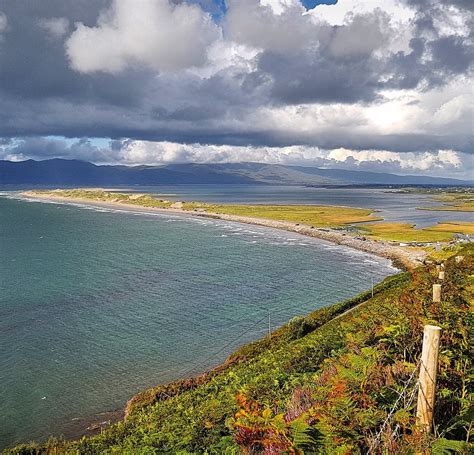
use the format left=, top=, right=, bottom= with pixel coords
left=6, top=245, right=473, bottom=454
left=1, top=159, right=471, bottom=186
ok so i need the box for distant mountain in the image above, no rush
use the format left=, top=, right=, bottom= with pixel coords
left=0, top=159, right=471, bottom=186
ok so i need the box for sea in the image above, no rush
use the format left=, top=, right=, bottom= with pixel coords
left=1, top=184, right=468, bottom=449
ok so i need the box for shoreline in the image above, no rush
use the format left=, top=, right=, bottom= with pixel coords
left=19, top=191, right=426, bottom=269
left=4, top=191, right=425, bottom=448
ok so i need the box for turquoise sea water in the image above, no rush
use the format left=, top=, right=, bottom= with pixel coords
left=0, top=195, right=397, bottom=449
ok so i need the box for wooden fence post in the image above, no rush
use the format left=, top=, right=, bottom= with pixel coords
left=432, top=284, right=441, bottom=303
left=416, top=325, right=441, bottom=433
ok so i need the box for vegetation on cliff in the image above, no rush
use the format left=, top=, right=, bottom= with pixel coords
left=6, top=244, right=473, bottom=454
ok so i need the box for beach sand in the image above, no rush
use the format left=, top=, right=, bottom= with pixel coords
left=20, top=191, right=427, bottom=269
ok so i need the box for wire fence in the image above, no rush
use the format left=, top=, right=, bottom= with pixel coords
left=178, top=302, right=313, bottom=379
left=171, top=265, right=444, bottom=454
left=180, top=314, right=269, bottom=378
left=368, top=360, right=421, bottom=454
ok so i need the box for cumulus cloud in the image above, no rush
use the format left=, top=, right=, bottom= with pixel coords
left=327, top=11, right=392, bottom=58
left=0, top=0, right=472, bottom=178
left=65, top=0, right=220, bottom=73
left=327, top=148, right=463, bottom=172
left=311, top=0, right=414, bottom=26
left=225, top=0, right=316, bottom=53
left=114, top=141, right=474, bottom=179
left=2, top=136, right=471, bottom=179
left=118, top=140, right=463, bottom=171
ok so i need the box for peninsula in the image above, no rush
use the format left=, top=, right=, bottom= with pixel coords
left=21, top=189, right=434, bottom=270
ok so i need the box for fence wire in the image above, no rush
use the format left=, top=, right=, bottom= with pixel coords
left=367, top=360, right=421, bottom=454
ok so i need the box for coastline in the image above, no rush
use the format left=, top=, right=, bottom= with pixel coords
left=19, top=191, right=426, bottom=270
left=3, top=191, right=428, bottom=448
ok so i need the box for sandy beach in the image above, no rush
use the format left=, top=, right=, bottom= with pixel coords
left=20, top=191, right=427, bottom=269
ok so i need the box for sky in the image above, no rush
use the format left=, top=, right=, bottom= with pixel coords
left=0, top=0, right=472, bottom=178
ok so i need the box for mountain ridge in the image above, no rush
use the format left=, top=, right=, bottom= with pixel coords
left=0, top=158, right=471, bottom=186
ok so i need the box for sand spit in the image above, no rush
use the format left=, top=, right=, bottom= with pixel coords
left=20, top=191, right=426, bottom=269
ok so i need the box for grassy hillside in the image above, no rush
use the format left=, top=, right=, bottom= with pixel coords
left=6, top=245, right=473, bottom=454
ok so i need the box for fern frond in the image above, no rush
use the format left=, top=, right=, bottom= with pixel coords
left=431, top=438, right=470, bottom=455
left=290, top=418, right=319, bottom=448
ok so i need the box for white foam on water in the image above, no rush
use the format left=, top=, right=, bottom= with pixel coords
left=4, top=194, right=400, bottom=273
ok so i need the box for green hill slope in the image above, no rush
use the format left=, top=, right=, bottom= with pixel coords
left=6, top=246, right=473, bottom=454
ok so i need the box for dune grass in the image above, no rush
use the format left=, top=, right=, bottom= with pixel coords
left=27, top=190, right=383, bottom=228
left=183, top=202, right=382, bottom=227
left=27, top=189, right=173, bottom=208
left=359, top=222, right=456, bottom=243
left=27, top=190, right=472, bottom=241
left=418, top=192, right=474, bottom=212
left=424, top=222, right=474, bottom=235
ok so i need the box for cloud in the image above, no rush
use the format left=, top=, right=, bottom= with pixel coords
left=225, top=3, right=401, bottom=104
left=327, top=148, right=463, bottom=172
left=311, top=0, right=414, bottom=26
left=39, top=17, right=69, bottom=38
left=0, top=10, right=7, bottom=45
left=0, top=137, right=111, bottom=163
left=0, top=12, right=7, bottom=33
left=0, top=0, right=472, bottom=178
left=2, top=137, right=471, bottom=179
left=327, top=11, right=391, bottom=58
left=65, top=0, right=220, bottom=73
left=225, top=0, right=315, bottom=53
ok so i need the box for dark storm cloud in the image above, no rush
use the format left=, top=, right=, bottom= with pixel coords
left=0, top=137, right=113, bottom=162
left=385, top=0, right=474, bottom=90
left=0, top=0, right=472, bottom=159
left=0, top=0, right=257, bottom=139
left=405, top=0, right=474, bottom=12
left=0, top=0, right=156, bottom=106
left=253, top=48, right=382, bottom=105
left=429, top=36, right=474, bottom=74
left=248, top=1, right=474, bottom=104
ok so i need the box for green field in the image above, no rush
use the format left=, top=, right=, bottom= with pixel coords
left=359, top=221, right=474, bottom=243
left=417, top=191, right=474, bottom=212
left=359, top=222, right=453, bottom=243
left=183, top=202, right=383, bottom=227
